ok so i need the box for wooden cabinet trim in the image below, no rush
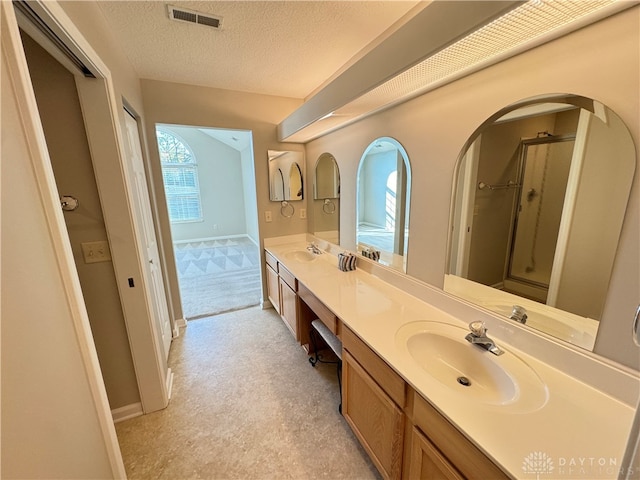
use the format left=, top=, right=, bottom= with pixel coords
left=343, top=350, right=404, bottom=480
left=265, top=262, right=280, bottom=314
left=298, top=282, right=338, bottom=335
left=265, top=250, right=278, bottom=272
left=279, top=277, right=298, bottom=340
left=278, top=264, right=297, bottom=291
left=342, top=325, right=406, bottom=408
left=408, top=426, right=464, bottom=480
left=411, top=391, right=509, bottom=479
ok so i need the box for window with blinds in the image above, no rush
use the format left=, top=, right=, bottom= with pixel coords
left=156, top=128, right=203, bottom=223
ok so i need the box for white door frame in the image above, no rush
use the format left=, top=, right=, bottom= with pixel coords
left=15, top=1, right=171, bottom=413
left=1, top=2, right=126, bottom=476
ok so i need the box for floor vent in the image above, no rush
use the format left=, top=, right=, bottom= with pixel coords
left=167, top=5, right=222, bottom=30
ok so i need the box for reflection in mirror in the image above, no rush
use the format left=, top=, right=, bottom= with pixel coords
left=446, top=95, right=636, bottom=351
left=357, top=137, right=411, bottom=272
left=268, top=150, right=304, bottom=201
left=313, top=153, right=340, bottom=244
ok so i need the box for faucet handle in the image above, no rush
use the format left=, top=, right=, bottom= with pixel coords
left=468, top=320, right=487, bottom=337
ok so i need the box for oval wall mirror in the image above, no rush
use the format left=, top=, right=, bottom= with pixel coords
left=313, top=153, right=340, bottom=244
left=356, top=137, right=411, bottom=272
left=446, top=94, right=636, bottom=351
left=268, top=150, right=304, bottom=201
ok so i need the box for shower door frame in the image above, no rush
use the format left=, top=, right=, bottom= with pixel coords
left=504, top=133, right=576, bottom=292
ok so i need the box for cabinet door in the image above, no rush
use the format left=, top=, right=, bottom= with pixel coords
left=408, top=426, right=463, bottom=480
left=343, top=351, right=404, bottom=480
left=266, top=263, right=280, bottom=314
left=279, top=278, right=298, bottom=339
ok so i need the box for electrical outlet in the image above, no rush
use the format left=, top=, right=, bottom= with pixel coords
left=265, top=211, right=272, bottom=222
left=300, top=208, right=307, bottom=219
left=81, top=240, right=111, bottom=264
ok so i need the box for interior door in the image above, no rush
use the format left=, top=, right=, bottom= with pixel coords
left=122, top=110, right=172, bottom=359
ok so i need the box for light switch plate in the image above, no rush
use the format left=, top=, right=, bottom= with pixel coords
left=81, top=240, right=111, bottom=263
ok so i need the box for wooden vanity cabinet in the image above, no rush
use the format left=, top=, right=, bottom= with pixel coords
left=278, top=265, right=298, bottom=338
left=405, top=391, right=509, bottom=480
left=264, top=251, right=299, bottom=340
left=342, top=325, right=406, bottom=480
left=407, top=426, right=463, bottom=480
left=265, top=251, right=280, bottom=314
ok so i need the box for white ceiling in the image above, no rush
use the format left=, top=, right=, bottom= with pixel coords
left=97, top=1, right=420, bottom=99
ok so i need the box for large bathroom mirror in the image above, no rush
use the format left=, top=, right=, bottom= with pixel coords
left=268, top=150, right=304, bottom=201
left=313, top=153, right=340, bottom=244
left=356, top=137, right=411, bottom=272
left=446, top=94, right=636, bottom=351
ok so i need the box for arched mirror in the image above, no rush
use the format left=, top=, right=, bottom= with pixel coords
left=356, top=137, right=411, bottom=272
left=313, top=153, right=340, bottom=244
left=268, top=150, right=304, bottom=201
left=446, top=94, right=636, bottom=350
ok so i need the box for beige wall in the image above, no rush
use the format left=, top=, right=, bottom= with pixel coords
left=21, top=31, right=140, bottom=411
left=1, top=2, right=122, bottom=475
left=140, top=79, right=303, bottom=318
left=305, top=7, right=640, bottom=369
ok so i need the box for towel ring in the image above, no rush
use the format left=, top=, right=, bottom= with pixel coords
left=280, top=201, right=294, bottom=218
left=322, top=199, right=336, bottom=214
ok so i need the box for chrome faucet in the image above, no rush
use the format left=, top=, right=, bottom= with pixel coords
left=307, top=242, right=323, bottom=255
left=465, top=321, right=504, bottom=356
left=509, top=305, right=528, bottom=324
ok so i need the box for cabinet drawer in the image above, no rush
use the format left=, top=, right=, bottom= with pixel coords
left=265, top=250, right=278, bottom=271
left=342, top=325, right=405, bottom=408
left=411, top=391, right=509, bottom=479
left=298, top=282, right=339, bottom=336
left=278, top=264, right=297, bottom=291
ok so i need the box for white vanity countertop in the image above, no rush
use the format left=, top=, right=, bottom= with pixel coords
left=265, top=240, right=637, bottom=479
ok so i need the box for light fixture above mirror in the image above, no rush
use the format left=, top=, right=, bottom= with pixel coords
left=278, top=1, right=632, bottom=144
left=446, top=94, right=636, bottom=351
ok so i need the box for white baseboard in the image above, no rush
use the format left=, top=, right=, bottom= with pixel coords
left=173, top=233, right=249, bottom=245
left=173, top=317, right=187, bottom=337
left=112, top=402, right=143, bottom=423
left=166, top=368, right=174, bottom=400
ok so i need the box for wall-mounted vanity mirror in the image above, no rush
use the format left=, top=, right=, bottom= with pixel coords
left=357, top=137, right=411, bottom=272
left=313, top=152, right=340, bottom=244
left=446, top=94, right=636, bottom=351
left=268, top=150, right=304, bottom=201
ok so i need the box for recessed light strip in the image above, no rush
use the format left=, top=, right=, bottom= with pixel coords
left=335, top=0, right=616, bottom=116
left=285, top=0, right=630, bottom=143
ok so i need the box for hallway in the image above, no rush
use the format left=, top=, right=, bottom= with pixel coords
left=115, top=307, right=379, bottom=479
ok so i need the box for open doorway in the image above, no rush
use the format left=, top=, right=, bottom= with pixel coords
left=155, top=124, right=261, bottom=319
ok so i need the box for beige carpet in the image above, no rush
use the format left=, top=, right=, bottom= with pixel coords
left=115, top=307, right=380, bottom=479
left=174, top=238, right=262, bottom=319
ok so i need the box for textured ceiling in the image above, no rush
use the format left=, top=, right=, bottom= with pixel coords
left=97, top=1, right=420, bottom=99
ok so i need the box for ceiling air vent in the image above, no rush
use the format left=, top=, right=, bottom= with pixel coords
left=167, top=5, right=222, bottom=30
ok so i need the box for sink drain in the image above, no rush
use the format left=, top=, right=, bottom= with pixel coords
left=457, top=376, right=471, bottom=387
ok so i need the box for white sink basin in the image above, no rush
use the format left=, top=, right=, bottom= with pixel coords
left=396, top=321, right=548, bottom=413
left=283, top=249, right=317, bottom=263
